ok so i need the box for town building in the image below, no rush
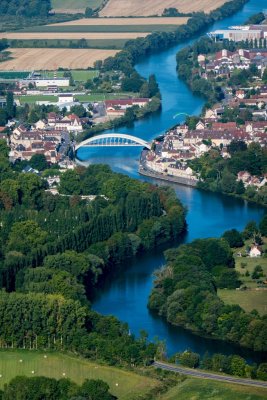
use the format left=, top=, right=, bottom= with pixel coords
left=9, top=125, right=63, bottom=163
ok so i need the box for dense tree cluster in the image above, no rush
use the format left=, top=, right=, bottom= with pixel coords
left=148, top=234, right=267, bottom=352
left=245, top=12, right=265, bottom=25
left=0, top=146, right=185, bottom=364
left=0, top=0, right=51, bottom=17
left=162, top=8, right=192, bottom=17
left=0, top=39, right=8, bottom=52
left=0, top=376, right=116, bottom=400
left=172, top=350, right=267, bottom=380
left=189, top=142, right=267, bottom=205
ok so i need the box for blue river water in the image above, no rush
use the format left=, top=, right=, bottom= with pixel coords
left=78, top=0, right=266, bottom=359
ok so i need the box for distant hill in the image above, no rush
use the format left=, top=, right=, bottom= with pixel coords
left=51, top=0, right=104, bottom=14
left=100, top=0, right=228, bottom=17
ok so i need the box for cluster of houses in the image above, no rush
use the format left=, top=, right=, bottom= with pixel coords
left=9, top=124, right=63, bottom=163
left=237, top=171, right=267, bottom=188
left=104, top=98, right=151, bottom=117
left=36, top=112, right=87, bottom=134
left=228, top=85, right=267, bottom=117
left=2, top=110, right=91, bottom=163
left=199, top=48, right=267, bottom=78
left=142, top=116, right=267, bottom=183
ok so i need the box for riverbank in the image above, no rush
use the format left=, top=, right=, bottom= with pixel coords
left=89, top=0, right=266, bottom=362
left=139, top=166, right=198, bottom=187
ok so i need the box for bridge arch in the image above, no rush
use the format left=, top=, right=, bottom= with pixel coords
left=75, top=133, right=151, bottom=152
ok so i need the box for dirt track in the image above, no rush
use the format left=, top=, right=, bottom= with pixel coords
left=0, top=32, right=149, bottom=40
left=100, top=0, right=227, bottom=17
left=0, top=48, right=119, bottom=70
left=49, top=17, right=189, bottom=26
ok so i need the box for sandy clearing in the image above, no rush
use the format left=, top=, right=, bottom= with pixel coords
left=100, top=0, right=227, bottom=17
left=0, top=48, right=119, bottom=70
left=48, top=17, right=189, bottom=26
left=0, top=32, right=149, bottom=40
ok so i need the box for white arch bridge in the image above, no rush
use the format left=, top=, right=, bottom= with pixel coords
left=75, top=133, right=151, bottom=152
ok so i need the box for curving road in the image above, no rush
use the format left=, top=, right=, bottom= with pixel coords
left=153, top=361, right=267, bottom=389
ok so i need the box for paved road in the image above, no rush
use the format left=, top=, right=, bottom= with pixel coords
left=153, top=361, right=267, bottom=389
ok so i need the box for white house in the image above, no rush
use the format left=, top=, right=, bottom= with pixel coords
left=35, top=119, right=47, bottom=130
left=196, top=121, right=205, bottom=130
left=58, top=94, right=74, bottom=104
left=249, top=245, right=262, bottom=258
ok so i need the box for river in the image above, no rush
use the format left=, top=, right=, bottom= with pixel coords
left=78, top=0, right=266, bottom=360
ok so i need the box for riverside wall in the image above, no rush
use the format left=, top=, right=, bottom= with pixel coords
left=139, top=167, right=198, bottom=188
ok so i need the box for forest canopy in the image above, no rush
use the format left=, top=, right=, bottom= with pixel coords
left=0, top=0, right=51, bottom=17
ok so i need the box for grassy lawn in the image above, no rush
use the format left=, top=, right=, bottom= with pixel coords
left=160, top=378, right=267, bottom=400
left=15, top=92, right=136, bottom=104
left=42, top=70, right=99, bottom=81
left=218, top=289, right=267, bottom=315
left=0, top=350, right=158, bottom=399
left=71, top=70, right=99, bottom=81
left=16, top=95, right=58, bottom=104
left=217, top=238, right=267, bottom=315
left=76, top=92, right=136, bottom=102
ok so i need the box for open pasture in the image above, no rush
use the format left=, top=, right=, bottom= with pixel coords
left=0, top=350, right=158, bottom=399
left=218, top=289, right=267, bottom=316
left=0, top=48, right=119, bottom=71
left=217, top=238, right=267, bottom=316
left=100, top=0, right=228, bottom=17
left=161, top=378, right=267, bottom=400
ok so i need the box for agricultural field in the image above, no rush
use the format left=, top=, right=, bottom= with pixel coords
left=0, top=32, right=149, bottom=40
left=161, top=379, right=267, bottom=400
left=49, top=16, right=189, bottom=27
left=51, top=0, right=104, bottom=14
left=0, top=48, right=119, bottom=71
left=218, top=238, right=267, bottom=315
left=9, top=39, right=127, bottom=50
left=1, top=14, right=189, bottom=60
left=100, top=0, right=228, bottom=17
left=0, top=350, right=158, bottom=399
left=22, top=24, right=185, bottom=33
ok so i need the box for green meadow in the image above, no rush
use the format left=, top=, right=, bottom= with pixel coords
left=51, top=0, right=104, bottom=11
left=9, top=39, right=127, bottom=49
left=160, top=378, right=267, bottom=400
left=0, top=350, right=158, bottom=400
left=42, top=70, right=99, bottom=81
